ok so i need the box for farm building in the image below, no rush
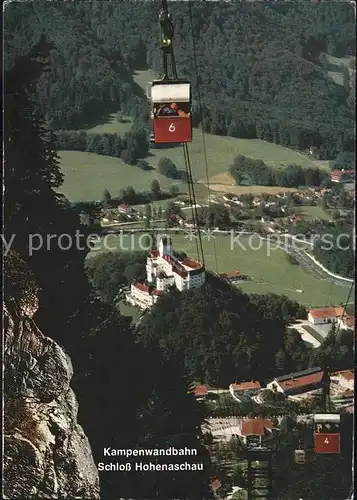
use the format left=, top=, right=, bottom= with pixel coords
left=229, top=381, right=261, bottom=403
left=308, top=306, right=345, bottom=325
left=266, top=367, right=324, bottom=397
left=337, top=315, right=355, bottom=331
left=330, top=169, right=355, bottom=183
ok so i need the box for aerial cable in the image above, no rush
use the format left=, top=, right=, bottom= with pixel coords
left=158, top=0, right=205, bottom=267
left=183, top=141, right=205, bottom=267
left=167, top=41, right=201, bottom=260
left=182, top=143, right=201, bottom=260
left=334, top=279, right=354, bottom=339
left=187, top=0, right=219, bottom=274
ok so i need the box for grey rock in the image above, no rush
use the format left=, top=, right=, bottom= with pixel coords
left=4, top=305, right=100, bottom=499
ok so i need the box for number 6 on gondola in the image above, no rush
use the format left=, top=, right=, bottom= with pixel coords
left=149, top=79, right=192, bottom=144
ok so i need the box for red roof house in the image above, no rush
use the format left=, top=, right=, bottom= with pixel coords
left=193, top=385, right=208, bottom=397
left=230, top=381, right=261, bottom=391
left=308, top=307, right=344, bottom=325
left=268, top=367, right=324, bottom=396
left=330, top=169, right=355, bottom=183
left=240, top=419, right=273, bottom=437
left=132, top=281, right=149, bottom=293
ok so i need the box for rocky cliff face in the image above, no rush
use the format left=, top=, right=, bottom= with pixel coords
left=3, top=300, right=100, bottom=499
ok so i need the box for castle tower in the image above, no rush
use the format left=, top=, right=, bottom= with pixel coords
left=159, top=235, right=173, bottom=257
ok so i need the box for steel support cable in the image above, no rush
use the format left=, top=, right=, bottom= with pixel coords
left=187, top=0, right=219, bottom=274
left=182, top=142, right=201, bottom=260
left=160, top=0, right=205, bottom=266
left=334, top=279, right=354, bottom=338
left=183, top=142, right=206, bottom=267
left=168, top=50, right=198, bottom=259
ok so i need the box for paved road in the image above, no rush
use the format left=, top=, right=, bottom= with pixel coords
left=289, top=322, right=321, bottom=347
left=278, top=243, right=352, bottom=288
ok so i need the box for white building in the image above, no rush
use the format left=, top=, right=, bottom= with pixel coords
left=330, top=370, right=354, bottom=391
left=307, top=307, right=345, bottom=325
left=127, top=236, right=205, bottom=309
left=126, top=281, right=164, bottom=310
left=337, top=315, right=355, bottom=331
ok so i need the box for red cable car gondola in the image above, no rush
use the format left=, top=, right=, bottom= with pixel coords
left=149, top=79, right=192, bottom=144
left=313, top=413, right=341, bottom=454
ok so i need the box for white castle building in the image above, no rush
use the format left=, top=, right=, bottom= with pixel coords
left=126, top=236, right=205, bottom=310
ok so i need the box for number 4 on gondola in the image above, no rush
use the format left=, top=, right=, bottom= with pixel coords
left=314, top=414, right=340, bottom=454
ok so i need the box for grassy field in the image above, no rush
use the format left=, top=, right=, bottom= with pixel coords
left=202, top=172, right=299, bottom=195
left=86, top=114, right=133, bottom=135
left=58, top=134, right=325, bottom=202
left=87, top=233, right=353, bottom=308
left=57, top=150, right=185, bottom=201
left=295, top=205, right=331, bottom=221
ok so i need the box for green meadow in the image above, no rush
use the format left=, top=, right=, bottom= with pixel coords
left=57, top=133, right=324, bottom=202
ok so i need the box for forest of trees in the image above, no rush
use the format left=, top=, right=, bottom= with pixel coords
left=157, top=157, right=187, bottom=181
left=330, top=151, right=356, bottom=171
left=4, top=1, right=355, bottom=160
left=55, top=128, right=149, bottom=165
left=85, top=251, right=147, bottom=303
left=229, top=155, right=329, bottom=188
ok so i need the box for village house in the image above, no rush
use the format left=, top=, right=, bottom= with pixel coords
left=222, top=194, right=234, bottom=202
left=289, top=215, right=302, bottom=224
left=193, top=384, right=208, bottom=400
left=126, top=281, right=164, bottom=310
left=219, top=270, right=248, bottom=282
left=229, top=381, right=261, bottom=403
left=337, top=314, right=355, bottom=331
left=260, top=216, right=272, bottom=223
left=224, top=199, right=239, bottom=209
left=308, top=306, right=345, bottom=325
left=223, top=194, right=244, bottom=206
left=330, top=169, right=355, bottom=183
left=330, top=370, right=354, bottom=391
left=210, top=479, right=222, bottom=494
left=118, top=203, right=130, bottom=213
left=329, top=371, right=354, bottom=412
left=184, top=218, right=195, bottom=228
left=237, top=419, right=274, bottom=445
left=266, top=367, right=324, bottom=397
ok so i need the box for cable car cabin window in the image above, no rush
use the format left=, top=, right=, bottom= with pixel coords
left=154, top=102, right=190, bottom=118
left=314, top=422, right=340, bottom=434
left=313, top=414, right=340, bottom=434
left=150, top=81, right=192, bottom=144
